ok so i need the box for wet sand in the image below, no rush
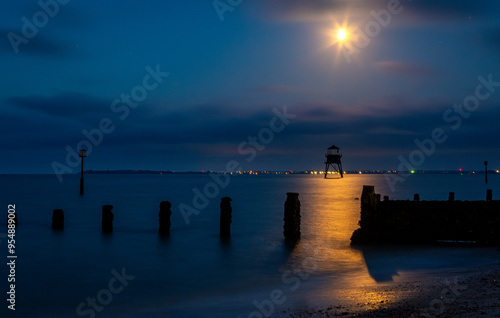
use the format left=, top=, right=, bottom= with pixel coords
left=281, top=265, right=500, bottom=317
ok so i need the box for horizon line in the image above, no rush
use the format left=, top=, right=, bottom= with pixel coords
left=1, top=169, right=499, bottom=175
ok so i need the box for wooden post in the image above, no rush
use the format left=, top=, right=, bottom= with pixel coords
left=360, top=186, right=377, bottom=232
left=487, top=189, right=492, bottom=202
left=449, top=192, right=455, bottom=201
left=361, top=186, right=376, bottom=212
left=158, top=201, right=172, bottom=235
left=102, top=205, right=114, bottom=232
left=51, top=209, right=64, bottom=230
left=283, top=193, right=301, bottom=241
left=79, top=149, right=87, bottom=195
left=485, top=161, right=488, bottom=184
left=220, top=197, right=232, bottom=239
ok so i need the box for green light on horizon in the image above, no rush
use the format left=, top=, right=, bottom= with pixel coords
left=411, top=170, right=415, bottom=174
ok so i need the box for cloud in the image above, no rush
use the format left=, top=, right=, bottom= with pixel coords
left=251, top=0, right=500, bottom=25
left=404, top=0, right=498, bottom=20
left=479, top=27, right=500, bottom=53
left=250, top=85, right=299, bottom=94
left=0, top=28, right=78, bottom=57
left=2, top=92, right=277, bottom=154
left=6, top=93, right=112, bottom=121
left=373, top=61, right=440, bottom=78
left=254, top=0, right=348, bottom=22
left=0, top=2, right=86, bottom=57
left=2, top=90, right=500, bottom=172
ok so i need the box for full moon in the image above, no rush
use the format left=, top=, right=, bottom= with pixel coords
left=338, top=29, right=347, bottom=41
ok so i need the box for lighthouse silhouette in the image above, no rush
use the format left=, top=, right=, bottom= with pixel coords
left=324, top=145, right=343, bottom=178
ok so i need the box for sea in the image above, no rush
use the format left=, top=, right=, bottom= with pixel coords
left=0, top=173, right=499, bottom=318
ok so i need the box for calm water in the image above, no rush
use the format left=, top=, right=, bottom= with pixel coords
left=0, top=173, right=499, bottom=318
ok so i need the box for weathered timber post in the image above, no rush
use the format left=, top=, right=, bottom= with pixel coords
left=220, top=197, right=232, bottom=239
left=51, top=209, right=64, bottom=230
left=485, top=161, right=488, bottom=184
left=360, top=186, right=377, bottom=230
left=283, top=193, right=301, bottom=241
left=102, top=205, right=114, bottom=232
left=487, top=189, right=492, bottom=202
left=158, top=201, right=172, bottom=235
left=79, top=149, right=87, bottom=195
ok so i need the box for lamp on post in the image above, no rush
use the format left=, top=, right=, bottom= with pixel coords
left=79, top=149, right=87, bottom=195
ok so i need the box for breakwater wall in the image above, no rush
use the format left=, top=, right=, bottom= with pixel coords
left=351, top=186, right=500, bottom=246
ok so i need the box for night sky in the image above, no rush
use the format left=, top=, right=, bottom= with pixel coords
left=1, top=0, right=500, bottom=175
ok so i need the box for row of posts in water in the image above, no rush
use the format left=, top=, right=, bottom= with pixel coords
left=7, top=193, right=302, bottom=241
left=386, top=189, right=493, bottom=202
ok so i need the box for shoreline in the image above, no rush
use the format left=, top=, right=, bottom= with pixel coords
left=281, top=263, right=500, bottom=317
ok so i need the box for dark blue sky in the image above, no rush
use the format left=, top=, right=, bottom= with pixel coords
left=1, top=0, right=500, bottom=174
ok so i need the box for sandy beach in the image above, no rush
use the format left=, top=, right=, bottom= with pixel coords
left=282, top=265, right=500, bottom=318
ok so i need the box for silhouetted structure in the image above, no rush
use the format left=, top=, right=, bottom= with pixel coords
left=283, top=192, right=301, bottom=241
left=487, top=189, right=492, bottom=201
left=79, top=149, right=87, bottom=195
left=220, top=197, right=232, bottom=238
left=158, top=201, right=172, bottom=235
left=413, top=194, right=420, bottom=201
left=102, top=205, right=114, bottom=232
left=485, top=161, right=488, bottom=184
left=51, top=209, right=64, bottom=230
left=324, top=145, right=343, bottom=178
left=449, top=192, right=455, bottom=201
left=351, top=186, right=500, bottom=246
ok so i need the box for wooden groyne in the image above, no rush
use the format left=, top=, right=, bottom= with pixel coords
left=7, top=193, right=301, bottom=242
left=351, top=186, right=500, bottom=246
